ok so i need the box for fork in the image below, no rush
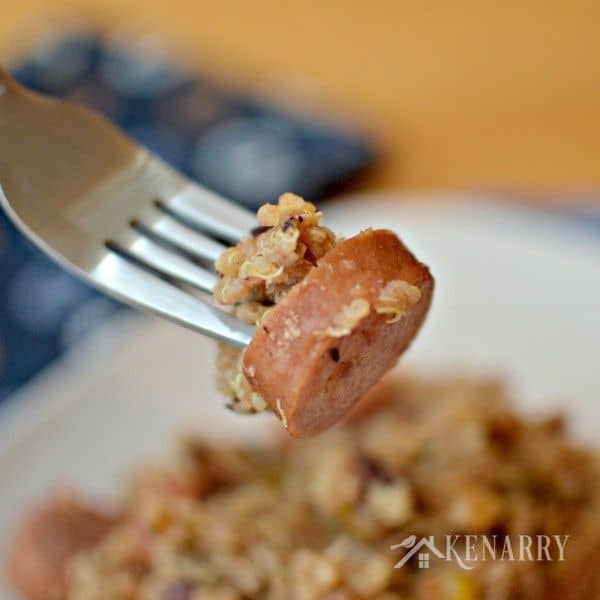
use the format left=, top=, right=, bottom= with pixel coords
left=0, top=67, right=255, bottom=348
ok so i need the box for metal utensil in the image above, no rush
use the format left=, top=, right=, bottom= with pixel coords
left=0, top=68, right=255, bottom=348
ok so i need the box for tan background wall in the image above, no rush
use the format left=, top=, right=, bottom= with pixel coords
left=2, top=1, right=600, bottom=201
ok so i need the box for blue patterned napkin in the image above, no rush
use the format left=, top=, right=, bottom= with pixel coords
left=0, top=32, right=375, bottom=401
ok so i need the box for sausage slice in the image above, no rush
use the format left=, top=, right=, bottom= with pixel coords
left=243, top=229, right=433, bottom=437
left=9, top=495, right=114, bottom=600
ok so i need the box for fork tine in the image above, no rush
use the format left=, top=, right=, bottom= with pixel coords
left=139, top=205, right=226, bottom=265
left=91, top=253, right=253, bottom=347
left=114, top=230, right=218, bottom=292
left=164, top=185, right=256, bottom=243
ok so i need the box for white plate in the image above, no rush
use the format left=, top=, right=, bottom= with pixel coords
left=1, top=194, right=599, bottom=598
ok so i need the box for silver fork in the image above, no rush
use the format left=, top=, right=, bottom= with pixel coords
left=0, top=68, right=255, bottom=348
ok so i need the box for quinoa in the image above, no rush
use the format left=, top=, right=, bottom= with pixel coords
left=374, top=280, right=422, bottom=323
left=213, top=193, right=337, bottom=315
left=213, top=193, right=337, bottom=414
left=63, top=376, right=600, bottom=599
left=318, top=297, right=371, bottom=338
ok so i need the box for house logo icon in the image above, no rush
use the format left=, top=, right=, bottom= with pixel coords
left=390, top=535, right=445, bottom=569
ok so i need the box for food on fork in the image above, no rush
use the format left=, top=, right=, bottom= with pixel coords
left=214, top=193, right=433, bottom=436
left=10, top=376, right=600, bottom=599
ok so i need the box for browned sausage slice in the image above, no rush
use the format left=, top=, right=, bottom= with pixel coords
left=9, top=495, right=114, bottom=600
left=243, top=229, right=434, bottom=437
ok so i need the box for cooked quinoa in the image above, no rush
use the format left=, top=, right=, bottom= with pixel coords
left=213, top=194, right=337, bottom=414
left=374, top=280, right=422, bottom=324
left=65, top=376, right=600, bottom=599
